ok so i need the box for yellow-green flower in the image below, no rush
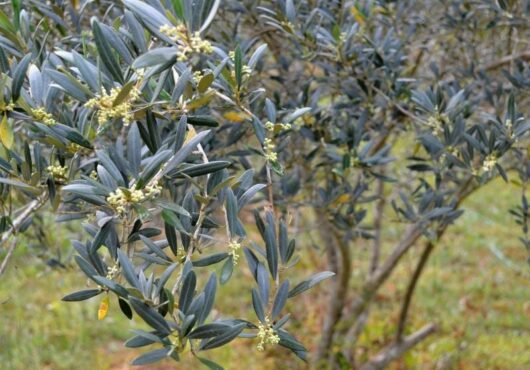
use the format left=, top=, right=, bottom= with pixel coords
left=482, top=154, right=497, bottom=172
left=47, top=164, right=68, bottom=179
left=159, top=25, right=213, bottom=62
left=228, top=240, right=241, bottom=264
left=256, top=317, right=280, bottom=351
left=0, top=100, right=15, bottom=113
left=263, top=138, right=278, bottom=162
left=85, top=86, right=140, bottom=126
left=32, top=107, right=56, bottom=126
left=107, top=184, right=162, bottom=216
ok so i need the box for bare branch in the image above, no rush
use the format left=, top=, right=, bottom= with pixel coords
left=368, top=225, right=423, bottom=291
left=395, top=241, right=435, bottom=341
left=484, top=52, right=530, bottom=71
left=314, top=218, right=352, bottom=366
left=342, top=308, right=370, bottom=365
left=0, top=238, right=18, bottom=276
left=370, top=177, right=386, bottom=273
left=360, top=324, right=437, bottom=370
left=1, top=193, right=48, bottom=246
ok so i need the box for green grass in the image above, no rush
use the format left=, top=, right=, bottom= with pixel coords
left=0, top=260, right=127, bottom=369
left=1, top=177, right=529, bottom=369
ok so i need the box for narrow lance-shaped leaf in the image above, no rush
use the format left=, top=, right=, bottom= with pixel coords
left=192, top=252, right=229, bottom=267
left=271, top=280, right=289, bottom=319
left=131, top=348, right=170, bottom=366
left=264, top=212, right=278, bottom=279
left=199, top=0, right=220, bottom=32
left=199, top=323, right=245, bottom=350
left=117, top=249, right=140, bottom=288
left=0, top=114, right=13, bottom=148
left=256, top=262, right=270, bottom=304
left=179, top=270, right=196, bottom=314
left=129, top=296, right=171, bottom=335
left=188, top=323, right=231, bottom=339
left=177, top=161, right=231, bottom=178
left=199, top=273, right=217, bottom=324
left=91, top=18, right=124, bottom=83
left=91, top=219, right=113, bottom=253
left=132, top=47, right=178, bottom=69
left=220, top=256, right=234, bottom=284
left=62, top=289, right=102, bottom=302
left=288, top=271, right=335, bottom=298
left=234, top=45, right=242, bottom=90
left=11, top=53, right=31, bottom=101
left=159, top=129, right=211, bottom=177
left=251, top=288, right=265, bottom=323
left=156, top=263, right=178, bottom=296
left=225, top=188, right=238, bottom=237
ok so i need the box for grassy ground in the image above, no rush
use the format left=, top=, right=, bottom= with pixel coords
left=1, top=177, right=529, bottom=370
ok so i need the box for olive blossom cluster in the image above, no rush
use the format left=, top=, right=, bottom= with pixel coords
left=84, top=86, right=141, bottom=126
left=31, top=107, right=57, bottom=126
left=256, top=317, right=280, bottom=351
left=106, top=184, right=162, bottom=216
left=159, top=24, right=214, bottom=62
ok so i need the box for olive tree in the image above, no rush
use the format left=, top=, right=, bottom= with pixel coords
left=0, top=0, right=529, bottom=369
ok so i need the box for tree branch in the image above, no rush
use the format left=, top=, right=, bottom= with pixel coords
left=1, top=193, right=48, bottom=246
left=395, top=241, right=435, bottom=341
left=484, top=52, right=530, bottom=71
left=332, top=223, right=423, bottom=366
left=342, top=307, right=370, bottom=366
left=314, top=218, right=352, bottom=366
left=370, top=177, right=386, bottom=273
left=368, top=224, right=423, bottom=292
left=0, top=238, right=18, bottom=276
left=359, top=323, right=437, bottom=370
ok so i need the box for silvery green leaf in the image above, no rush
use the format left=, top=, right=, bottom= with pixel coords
left=271, top=280, right=289, bottom=319
left=62, top=289, right=102, bottom=302
left=11, top=53, right=31, bottom=101
left=129, top=296, right=171, bottom=335
left=179, top=270, right=196, bottom=313
left=199, top=323, right=245, bottom=350
left=131, top=348, right=169, bottom=365
left=132, top=47, right=178, bottom=69
left=288, top=271, right=335, bottom=298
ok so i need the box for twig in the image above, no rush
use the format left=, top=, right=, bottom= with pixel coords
left=370, top=85, right=425, bottom=124
left=370, top=177, right=385, bottom=273
left=342, top=308, right=369, bottom=365
left=484, top=52, right=530, bottom=71
left=0, top=238, right=18, bottom=276
left=1, top=193, right=48, bottom=246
